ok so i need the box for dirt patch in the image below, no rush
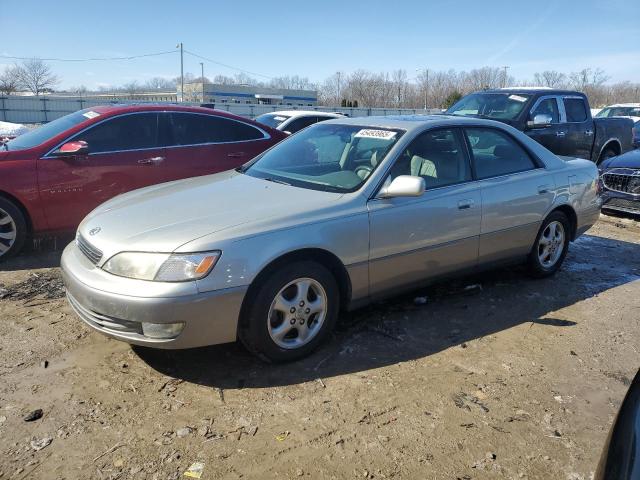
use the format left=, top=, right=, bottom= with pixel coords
left=0, top=214, right=639, bottom=479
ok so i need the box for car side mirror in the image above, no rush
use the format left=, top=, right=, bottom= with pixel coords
left=55, top=140, right=89, bottom=156
left=527, top=113, right=553, bottom=129
left=378, top=175, right=425, bottom=199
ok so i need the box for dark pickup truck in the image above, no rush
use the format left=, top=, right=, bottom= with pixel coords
left=446, top=89, right=634, bottom=164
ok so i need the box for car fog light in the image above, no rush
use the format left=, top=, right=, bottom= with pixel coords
left=141, top=322, right=185, bottom=339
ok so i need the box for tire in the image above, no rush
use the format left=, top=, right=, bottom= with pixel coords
left=598, top=147, right=617, bottom=165
left=528, top=211, right=570, bottom=278
left=238, top=261, right=340, bottom=363
left=0, top=197, right=27, bottom=261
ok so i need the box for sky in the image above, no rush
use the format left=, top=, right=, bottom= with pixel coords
left=1, top=0, right=639, bottom=90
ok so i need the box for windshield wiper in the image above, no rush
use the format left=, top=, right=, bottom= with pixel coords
left=263, top=177, right=291, bottom=186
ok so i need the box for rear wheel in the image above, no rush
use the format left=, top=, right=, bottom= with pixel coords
left=239, top=261, right=339, bottom=362
left=528, top=211, right=570, bottom=278
left=0, top=197, right=26, bottom=261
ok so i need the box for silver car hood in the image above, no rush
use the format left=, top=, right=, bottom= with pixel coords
left=78, top=171, right=344, bottom=258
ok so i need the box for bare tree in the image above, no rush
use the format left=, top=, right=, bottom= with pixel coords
left=144, top=77, right=175, bottom=90
left=122, top=80, right=141, bottom=94
left=16, top=58, right=59, bottom=95
left=69, top=85, right=88, bottom=96
left=533, top=70, right=566, bottom=88
left=0, top=65, right=22, bottom=95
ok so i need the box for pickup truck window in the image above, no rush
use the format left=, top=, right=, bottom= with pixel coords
left=531, top=98, right=560, bottom=123
left=447, top=93, right=531, bottom=121
left=563, top=98, right=588, bottom=122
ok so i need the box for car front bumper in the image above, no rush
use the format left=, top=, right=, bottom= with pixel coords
left=61, top=243, right=247, bottom=349
left=601, top=190, right=640, bottom=216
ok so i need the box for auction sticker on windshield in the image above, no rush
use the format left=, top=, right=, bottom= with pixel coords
left=82, top=111, right=101, bottom=119
left=354, top=129, right=397, bottom=140
left=508, top=94, right=528, bottom=102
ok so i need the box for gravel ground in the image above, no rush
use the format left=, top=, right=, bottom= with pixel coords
left=0, top=214, right=639, bottom=480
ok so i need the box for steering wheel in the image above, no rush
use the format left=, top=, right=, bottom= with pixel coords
left=354, top=165, right=373, bottom=179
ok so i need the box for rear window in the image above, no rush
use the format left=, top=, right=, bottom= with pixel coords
left=169, top=113, right=264, bottom=145
left=255, top=113, right=290, bottom=129
left=564, top=98, right=587, bottom=122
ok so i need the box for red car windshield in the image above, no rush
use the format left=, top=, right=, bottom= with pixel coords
left=5, top=109, right=95, bottom=151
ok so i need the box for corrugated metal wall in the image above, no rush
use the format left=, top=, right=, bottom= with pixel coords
left=0, top=95, right=440, bottom=124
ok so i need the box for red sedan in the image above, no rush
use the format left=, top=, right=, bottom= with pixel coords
left=0, top=105, right=286, bottom=258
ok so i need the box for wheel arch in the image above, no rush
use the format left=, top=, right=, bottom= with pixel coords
left=597, top=140, right=621, bottom=163
left=239, top=248, right=353, bottom=327
left=548, top=204, right=578, bottom=241
left=0, top=190, right=33, bottom=234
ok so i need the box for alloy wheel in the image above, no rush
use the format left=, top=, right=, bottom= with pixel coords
left=538, top=220, right=565, bottom=268
left=0, top=207, right=17, bottom=257
left=267, top=277, right=328, bottom=349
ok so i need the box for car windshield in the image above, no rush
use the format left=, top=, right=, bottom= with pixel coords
left=596, top=107, right=640, bottom=118
left=255, top=113, right=291, bottom=129
left=243, top=123, right=403, bottom=193
left=447, top=92, right=531, bottom=120
left=5, top=109, right=94, bottom=151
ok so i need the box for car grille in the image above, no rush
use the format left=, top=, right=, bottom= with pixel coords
left=603, top=197, right=640, bottom=213
left=76, top=233, right=103, bottom=264
left=602, top=169, right=640, bottom=195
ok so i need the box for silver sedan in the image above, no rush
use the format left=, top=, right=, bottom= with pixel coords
left=61, top=115, right=601, bottom=362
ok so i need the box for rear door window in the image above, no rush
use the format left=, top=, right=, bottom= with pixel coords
left=465, top=128, right=537, bottom=179
left=74, top=113, right=159, bottom=153
left=563, top=98, right=588, bottom=122
left=169, top=113, right=264, bottom=145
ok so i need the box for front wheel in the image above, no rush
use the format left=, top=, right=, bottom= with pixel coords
left=0, top=197, right=27, bottom=261
left=239, top=261, right=340, bottom=362
left=528, top=211, right=570, bottom=278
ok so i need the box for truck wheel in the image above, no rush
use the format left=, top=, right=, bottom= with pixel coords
left=0, top=197, right=27, bottom=260
left=238, top=261, right=340, bottom=363
left=528, top=211, right=570, bottom=278
left=598, top=147, right=617, bottom=165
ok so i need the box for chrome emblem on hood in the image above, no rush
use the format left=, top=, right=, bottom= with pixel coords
left=89, top=227, right=101, bottom=236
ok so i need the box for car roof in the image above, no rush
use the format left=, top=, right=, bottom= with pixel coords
left=259, top=110, right=343, bottom=119
left=321, top=114, right=508, bottom=132
left=87, top=103, right=252, bottom=121
left=486, top=88, right=584, bottom=96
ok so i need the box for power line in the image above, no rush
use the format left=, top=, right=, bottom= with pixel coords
left=0, top=50, right=177, bottom=62
left=183, top=50, right=273, bottom=80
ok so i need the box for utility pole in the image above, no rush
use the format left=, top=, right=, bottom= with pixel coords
left=200, top=62, right=205, bottom=103
left=424, top=69, right=429, bottom=110
left=502, top=66, right=509, bottom=88
left=176, top=42, right=184, bottom=101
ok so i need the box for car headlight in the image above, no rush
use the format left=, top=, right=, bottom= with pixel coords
left=102, top=251, right=221, bottom=282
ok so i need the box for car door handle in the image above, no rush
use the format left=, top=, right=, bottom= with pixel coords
left=556, top=131, right=566, bottom=137
left=584, top=129, right=594, bottom=136
left=537, top=184, right=552, bottom=194
left=138, top=156, right=165, bottom=165
left=457, top=199, right=474, bottom=210
left=227, top=152, right=246, bottom=158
